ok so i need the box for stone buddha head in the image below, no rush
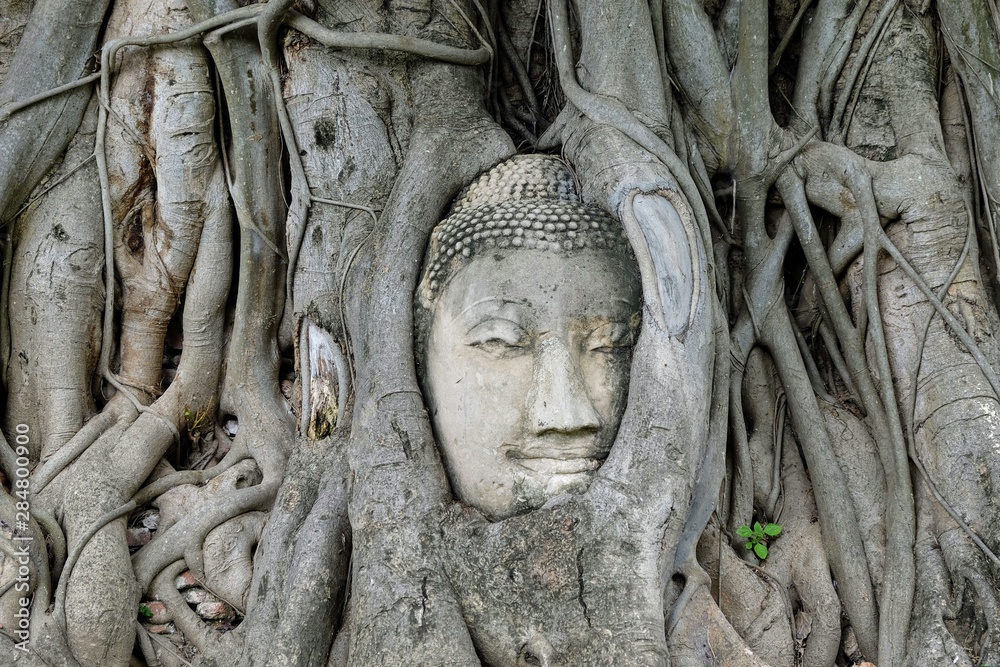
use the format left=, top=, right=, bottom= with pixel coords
left=416, top=155, right=641, bottom=520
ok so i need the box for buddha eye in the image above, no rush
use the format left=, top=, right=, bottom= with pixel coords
left=466, top=319, right=529, bottom=355
left=586, top=321, right=635, bottom=353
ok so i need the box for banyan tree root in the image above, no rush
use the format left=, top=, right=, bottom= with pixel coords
left=668, top=585, right=778, bottom=667
left=4, top=0, right=1000, bottom=665
left=103, top=0, right=217, bottom=395
left=0, top=0, right=110, bottom=222
left=740, top=350, right=843, bottom=667
left=784, top=11, right=1000, bottom=653
left=4, top=101, right=104, bottom=463
left=341, top=65, right=514, bottom=663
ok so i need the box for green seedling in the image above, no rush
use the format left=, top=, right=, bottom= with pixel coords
left=184, top=407, right=210, bottom=432
left=138, top=603, right=153, bottom=620
left=737, top=521, right=782, bottom=560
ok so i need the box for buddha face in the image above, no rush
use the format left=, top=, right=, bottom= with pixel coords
left=422, top=248, right=641, bottom=520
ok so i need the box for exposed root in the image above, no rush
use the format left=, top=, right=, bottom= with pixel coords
left=53, top=501, right=136, bottom=629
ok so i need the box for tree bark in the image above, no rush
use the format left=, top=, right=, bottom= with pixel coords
left=0, top=0, right=998, bottom=665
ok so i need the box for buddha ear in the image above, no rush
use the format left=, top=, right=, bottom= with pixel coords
left=620, top=190, right=702, bottom=339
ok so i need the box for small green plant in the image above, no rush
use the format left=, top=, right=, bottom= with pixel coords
left=138, top=603, right=153, bottom=620
left=184, top=406, right=210, bottom=432
left=737, top=521, right=782, bottom=560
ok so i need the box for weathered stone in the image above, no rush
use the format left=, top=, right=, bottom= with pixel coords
left=174, top=570, right=198, bottom=590
left=196, top=601, right=234, bottom=621
left=126, top=527, right=151, bottom=547
left=143, top=622, right=176, bottom=635
left=142, top=601, right=169, bottom=625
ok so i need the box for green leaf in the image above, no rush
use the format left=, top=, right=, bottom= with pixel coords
left=736, top=525, right=753, bottom=538
left=754, top=543, right=769, bottom=560
left=764, top=523, right=782, bottom=537
left=753, top=521, right=763, bottom=533
left=139, top=604, right=152, bottom=619
left=745, top=541, right=754, bottom=550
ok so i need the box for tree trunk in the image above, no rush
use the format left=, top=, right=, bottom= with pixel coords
left=0, top=0, right=998, bottom=665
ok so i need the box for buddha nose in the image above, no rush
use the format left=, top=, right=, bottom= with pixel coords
left=527, top=337, right=602, bottom=435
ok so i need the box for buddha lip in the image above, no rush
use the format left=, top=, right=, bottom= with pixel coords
left=512, top=456, right=602, bottom=475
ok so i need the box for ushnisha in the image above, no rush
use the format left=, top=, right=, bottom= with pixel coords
left=417, top=154, right=634, bottom=305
